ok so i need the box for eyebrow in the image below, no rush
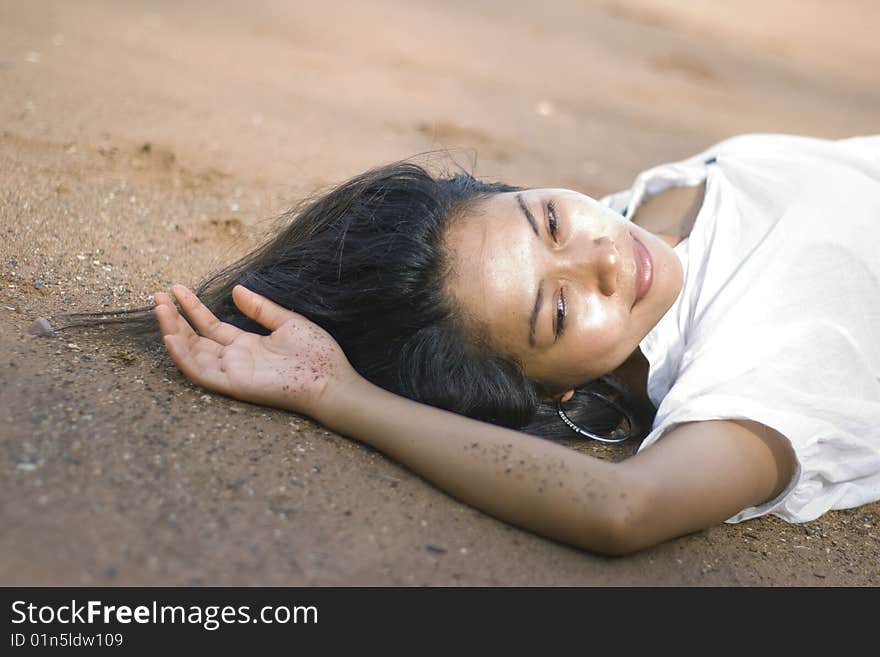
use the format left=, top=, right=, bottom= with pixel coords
left=517, top=193, right=539, bottom=237
left=528, top=281, right=543, bottom=348
left=517, top=193, right=543, bottom=348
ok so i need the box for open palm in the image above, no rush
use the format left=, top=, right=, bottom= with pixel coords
left=154, top=285, right=356, bottom=416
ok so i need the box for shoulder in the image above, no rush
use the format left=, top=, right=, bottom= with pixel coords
left=630, top=180, right=706, bottom=246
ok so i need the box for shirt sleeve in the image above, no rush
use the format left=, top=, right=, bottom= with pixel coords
left=638, top=366, right=880, bottom=524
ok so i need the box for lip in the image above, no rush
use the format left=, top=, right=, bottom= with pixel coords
left=631, top=234, right=654, bottom=308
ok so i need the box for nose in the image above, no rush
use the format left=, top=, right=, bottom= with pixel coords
left=562, top=235, right=621, bottom=296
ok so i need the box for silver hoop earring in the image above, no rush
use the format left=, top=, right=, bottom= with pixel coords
left=556, top=390, right=636, bottom=444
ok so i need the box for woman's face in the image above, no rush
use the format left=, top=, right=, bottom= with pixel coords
left=443, top=188, right=684, bottom=397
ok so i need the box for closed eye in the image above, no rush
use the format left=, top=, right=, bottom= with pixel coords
left=554, top=287, right=566, bottom=338
left=547, top=200, right=559, bottom=241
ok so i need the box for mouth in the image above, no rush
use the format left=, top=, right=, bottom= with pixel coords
left=630, top=233, right=653, bottom=309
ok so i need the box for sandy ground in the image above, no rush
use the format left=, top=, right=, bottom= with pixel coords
left=2, top=0, right=879, bottom=586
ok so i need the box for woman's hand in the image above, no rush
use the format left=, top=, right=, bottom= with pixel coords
left=154, top=284, right=359, bottom=418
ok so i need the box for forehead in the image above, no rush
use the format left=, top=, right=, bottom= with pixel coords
left=443, top=191, right=537, bottom=354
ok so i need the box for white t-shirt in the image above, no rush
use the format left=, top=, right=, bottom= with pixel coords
left=600, top=134, right=880, bottom=524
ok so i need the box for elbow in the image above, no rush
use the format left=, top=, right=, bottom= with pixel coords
left=598, top=520, right=646, bottom=557
left=593, top=512, right=643, bottom=557
left=588, top=479, right=654, bottom=557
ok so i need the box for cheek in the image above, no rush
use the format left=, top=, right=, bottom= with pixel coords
left=573, top=304, right=630, bottom=363
left=580, top=298, right=626, bottom=341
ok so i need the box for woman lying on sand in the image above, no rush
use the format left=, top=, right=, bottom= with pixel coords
left=145, top=133, right=879, bottom=555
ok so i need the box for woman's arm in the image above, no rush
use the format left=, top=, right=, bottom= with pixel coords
left=317, top=379, right=796, bottom=555
left=155, top=285, right=795, bottom=555
left=318, top=374, right=636, bottom=554
left=619, top=419, right=796, bottom=552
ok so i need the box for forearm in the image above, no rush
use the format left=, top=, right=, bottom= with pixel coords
left=313, top=377, right=639, bottom=555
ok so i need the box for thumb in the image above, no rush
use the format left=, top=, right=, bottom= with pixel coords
left=232, top=285, right=298, bottom=332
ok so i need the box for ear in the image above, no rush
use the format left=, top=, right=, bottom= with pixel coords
left=545, top=388, right=575, bottom=403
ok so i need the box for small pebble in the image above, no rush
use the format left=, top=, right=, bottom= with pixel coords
left=30, top=318, right=53, bottom=336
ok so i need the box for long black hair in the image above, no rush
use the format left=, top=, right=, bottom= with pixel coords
left=64, top=160, right=652, bottom=440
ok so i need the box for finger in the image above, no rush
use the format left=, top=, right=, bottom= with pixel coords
left=153, top=292, right=174, bottom=307
left=232, top=285, right=298, bottom=332
left=171, top=285, right=241, bottom=346
left=162, top=334, right=230, bottom=393
left=154, top=291, right=193, bottom=340
left=156, top=295, right=230, bottom=393
left=155, top=297, right=196, bottom=341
